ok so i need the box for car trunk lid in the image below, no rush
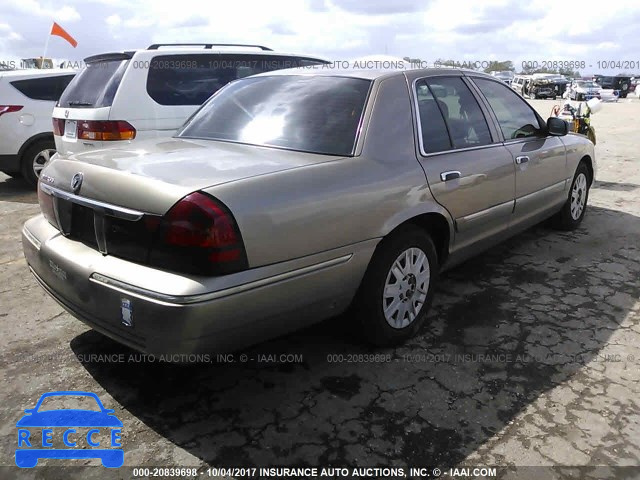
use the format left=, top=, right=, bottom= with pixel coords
left=38, top=138, right=343, bottom=271
left=45, top=137, right=342, bottom=214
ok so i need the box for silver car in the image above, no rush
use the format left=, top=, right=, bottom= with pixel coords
left=22, top=68, right=596, bottom=354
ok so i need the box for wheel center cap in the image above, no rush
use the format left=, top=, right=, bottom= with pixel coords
left=403, top=274, right=417, bottom=299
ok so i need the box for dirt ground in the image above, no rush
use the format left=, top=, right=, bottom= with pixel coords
left=0, top=98, right=639, bottom=479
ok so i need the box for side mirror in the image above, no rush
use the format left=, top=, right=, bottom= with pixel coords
left=547, top=116, right=568, bottom=136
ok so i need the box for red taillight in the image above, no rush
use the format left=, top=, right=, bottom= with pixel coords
left=52, top=118, right=65, bottom=136
left=0, top=105, right=23, bottom=117
left=149, top=192, right=247, bottom=275
left=77, top=120, right=136, bottom=141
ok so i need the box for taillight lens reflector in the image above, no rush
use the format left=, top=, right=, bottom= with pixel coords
left=0, top=105, right=23, bottom=117
left=77, top=120, right=136, bottom=141
left=52, top=118, right=65, bottom=136
left=149, top=192, right=247, bottom=276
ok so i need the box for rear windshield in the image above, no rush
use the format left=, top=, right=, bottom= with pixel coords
left=58, top=59, right=129, bottom=108
left=146, top=54, right=329, bottom=106
left=177, top=75, right=371, bottom=156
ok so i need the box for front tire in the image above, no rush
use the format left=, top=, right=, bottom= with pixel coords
left=20, top=139, right=56, bottom=188
left=551, top=162, right=591, bottom=230
left=353, top=225, right=438, bottom=346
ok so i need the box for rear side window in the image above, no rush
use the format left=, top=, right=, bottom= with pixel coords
left=416, top=77, right=492, bottom=153
left=426, top=77, right=492, bottom=149
left=146, top=54, right=328, bottom=106
left=415, top=82, right=451, bottom=153
left=472, top=78, right=543, bottom=140
left=58, top=59, right=129, bottom=108
left=10, top=75, right=75, bottom=101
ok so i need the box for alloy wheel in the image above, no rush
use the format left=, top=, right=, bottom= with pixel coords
left=383, top=247, right=430, bottom=329
left=32, top=148, right=56, bottom=178
left=570, top=172, right=588, bottom=220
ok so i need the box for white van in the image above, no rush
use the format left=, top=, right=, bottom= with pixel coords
left=53, top=44, right=329, bottom=156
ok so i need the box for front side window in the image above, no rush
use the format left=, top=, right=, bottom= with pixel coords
left=147, top=54, right=329, bottom=106
left=472, top=78, right=543, bottom=140
left=178, top=75, right=371, bottom=156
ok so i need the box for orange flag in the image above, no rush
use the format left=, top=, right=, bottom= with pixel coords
left=50, top=22, right=77, bottom=48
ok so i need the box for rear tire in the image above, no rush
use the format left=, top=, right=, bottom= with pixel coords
left=21, top=139, right=56, bottom=188
left=551, top=162, right=591, bottom=231
left=353, top=225, right=438, bottom=346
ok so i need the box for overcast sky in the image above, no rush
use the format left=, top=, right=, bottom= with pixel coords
left=1, top=0, right=639, bottom=74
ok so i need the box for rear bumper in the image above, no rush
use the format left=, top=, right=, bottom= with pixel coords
left=0, top=154, right=20, bottom=172
left=22, top=215, right=376, bottom=354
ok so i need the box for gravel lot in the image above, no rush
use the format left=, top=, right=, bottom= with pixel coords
left=1, top=98, right=639, bottom=479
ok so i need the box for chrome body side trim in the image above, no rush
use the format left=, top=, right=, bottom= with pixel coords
left=89, top=253, right=353, bottom=306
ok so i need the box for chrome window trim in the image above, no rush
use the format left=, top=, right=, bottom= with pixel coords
left=39, top=183, right=144, bottom=221
left=411, top=76, right=504, bottom=158
left=89, top=253, right=353, bottom=306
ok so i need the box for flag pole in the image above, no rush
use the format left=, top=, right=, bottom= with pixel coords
left=42, top=23, right=52, bottom=68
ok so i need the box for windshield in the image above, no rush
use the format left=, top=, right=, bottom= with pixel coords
left=178, top=75, right=371, bottom=156
left=58, top=59, right=129, bottom=108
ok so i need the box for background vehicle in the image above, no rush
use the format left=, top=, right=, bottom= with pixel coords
left=52, top=43, right=329, bottom=156
left=490, top=70, right=514, bottom=86
left=523, top=74, right=562, bottom=99
left=24, top=69, right=596, bottom=355
left=0, top=69, right=76, bottom=186
left=511, top=74, right=530, bottom=94
left=594, top=75, right=631, bottom=97
left=565, top=79, right=602, bottom=101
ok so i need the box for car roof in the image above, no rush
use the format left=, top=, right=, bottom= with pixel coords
left=85, top=48, right=330, bottom=63
left=0, top=68, right=77, bottom=80
left=252, top=67, right=495, bottom=81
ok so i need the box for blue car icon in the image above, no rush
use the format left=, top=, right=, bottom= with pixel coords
left=16, top=391, right=123, bottom=468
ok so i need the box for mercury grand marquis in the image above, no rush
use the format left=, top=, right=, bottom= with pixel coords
left=22, top=68, right=596, bottom=354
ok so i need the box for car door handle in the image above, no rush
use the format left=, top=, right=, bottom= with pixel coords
left=515, top=155, right=530, bottom=164
left=440, top=171, right=461, bottom=181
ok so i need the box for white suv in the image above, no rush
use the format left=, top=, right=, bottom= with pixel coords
left=53, top=43, right=329, bottom=156
left=0, top=69, right=76, bottom=186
